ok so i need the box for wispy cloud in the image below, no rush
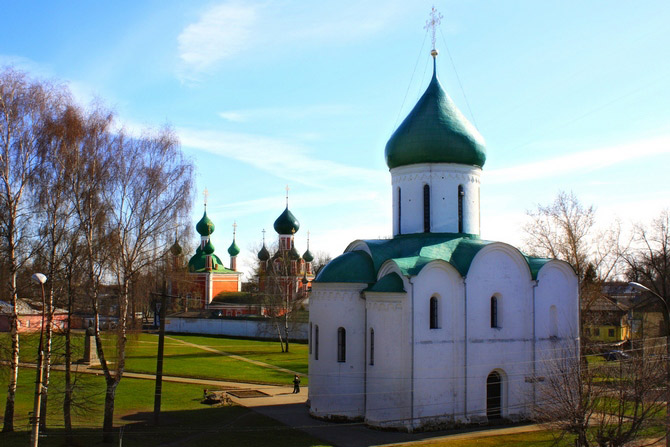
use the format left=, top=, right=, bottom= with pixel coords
left=487, top=134, right=670, bottom=184
left=219, top=104, right=354, bottom=123
left=178, top=127, right=386, bottom=187
left=176, top=1, right=406, bottom=80
left=177, top=2, right=257, bottom=80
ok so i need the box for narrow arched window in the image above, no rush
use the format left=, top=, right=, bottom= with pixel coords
left=491, top=296, right=499, bottom=328
left=370, top=328, right=375, bottom=366
left=337, top=327, right=346, bottom=362
left=458, top=185, right=465, bottom=233
left=315, top=325, right=319, bottom=360
left=309, top=322, right=312, bottom=354
left=423, top=184, right=430, bottom=232
left=398, top=187, right=402, bottom=235
left=430, top=296, right=439, bottom=329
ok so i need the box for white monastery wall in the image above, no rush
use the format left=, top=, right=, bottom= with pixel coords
left=410, top=261, right=466, bottom=422
left=391, top=164, right=481, bottom=236
left=309, top=283, right=367, bottom=419
left=164, top=316, right=307, bottom=340
left=365, top=291, right=412, bottom=427
left=465, top=244, right=534, bottom=419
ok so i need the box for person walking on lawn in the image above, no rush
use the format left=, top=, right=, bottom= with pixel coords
left=293, top=375, right=301, bottom=393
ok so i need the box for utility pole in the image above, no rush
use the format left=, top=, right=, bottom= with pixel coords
left=152, top=290, right=179, bottom=425
left=30, top=273, right=47, bottom=447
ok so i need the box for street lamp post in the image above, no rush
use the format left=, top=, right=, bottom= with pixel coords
left=629, top=281, right=670, bottom=447
left=30, top=273, right=47, bottom=447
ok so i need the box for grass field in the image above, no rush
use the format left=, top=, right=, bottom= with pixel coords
left=2, top=331, right=308, bottom=386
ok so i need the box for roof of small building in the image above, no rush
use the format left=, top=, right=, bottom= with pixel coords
left=315, top=233, right=552, bottom=286
left=187, top=249, right=235, bottom=274
left=385, top=59, right=486, bottom=170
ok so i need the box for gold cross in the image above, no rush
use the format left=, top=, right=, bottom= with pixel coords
left=232, top=221, right=237, bottom=238
left=203, top=188, right=209, bottom=208
left=285, top=184, right=290, bottom=206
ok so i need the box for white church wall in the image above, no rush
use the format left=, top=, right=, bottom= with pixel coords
left=534, top=261, right=580, bottom=382
left=391, top=164, right=481, bottom=236
left=365, top=291, right=412, bottom=428
left=410, top=261, right=466, bottom=423
left=465, top=244, right=535, bottom=420
left=309, top=283, right=367, bottom=420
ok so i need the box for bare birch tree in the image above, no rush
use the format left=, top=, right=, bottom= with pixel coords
left=0, top=68, right=52, bottom=432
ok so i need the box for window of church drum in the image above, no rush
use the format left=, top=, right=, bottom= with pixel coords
left=337, top=327, right=346, bottom=363
left=369, top=328, right=374, bottom=366
left=423, top=184, right=430, bottom=232
left=458, top=185, right=464, bottom=233
left=490, top=296, right=499, bottom=328
left=430, top=296, right=439, bottom=329
left=315, top=325, right=319, bottom=360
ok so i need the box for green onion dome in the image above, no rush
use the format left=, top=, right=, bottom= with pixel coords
left=227, top=239, right=240, bottom=257
left=273, top=206, right=300, bottom=235
left=196, top=212, right=215, bottom=236
left=169, top=241, right=182, bottom=256
left=289, top=244, right=301, bottom=260
left=302, top=248, right=314, bottom=263
left=203, top=239, right=215, bottom=255
left=385, top=59, right=486, bottom=169
left=257, top=244, right=270, bottom=261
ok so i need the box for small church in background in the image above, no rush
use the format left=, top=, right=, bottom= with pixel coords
left=256, top=191, right=315, bottom=304
left=308, top=10, right=579, bottom=430
left=184, top=194, right=242, bottom=308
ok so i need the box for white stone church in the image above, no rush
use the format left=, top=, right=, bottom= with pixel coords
left=308, top=50, right=579, bottom=430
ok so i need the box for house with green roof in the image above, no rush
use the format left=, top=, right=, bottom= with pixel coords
left=307, top=42, right=579, bottom=430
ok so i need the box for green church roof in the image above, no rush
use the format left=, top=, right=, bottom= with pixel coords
left=365, top=272, right=405, bottom=293
left=196, top=211, right=215, bottom=236
left=257, top=244, right=270, bottom=261
left=316, top=233, right=551, bottom=287
left=302, top=248, right=314, bottom=262
left=385, top=58, right=486, bottom=169
left=315, top=250, right=376, bottom=284
left=187, top=251, right=234, bottom=274
left=227, top=239, right=240, bottom=257
left=274, top=206, right=300, bottom=235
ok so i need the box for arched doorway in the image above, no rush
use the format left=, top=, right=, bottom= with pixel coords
left=486, top=371, right=502, bottom=419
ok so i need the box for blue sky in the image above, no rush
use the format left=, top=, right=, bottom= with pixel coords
left=2, top=1, right=669, bottom=279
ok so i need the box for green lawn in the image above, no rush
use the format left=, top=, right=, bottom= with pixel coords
left=0, top=368, right=328, bottom=447
left=2, top=331, right=308, bottom=386
left=398, top=430, right=573, bottom=446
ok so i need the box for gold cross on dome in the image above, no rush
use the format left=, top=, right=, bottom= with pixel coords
left=203, top=188, right=209, bottom=208
left=285, top=184, right=290, bottom=206
left=262, top=228, right=266, bottom=243
left=232, top=221, right=237, bottom=238
left=424, top=6, right=443, bottom=51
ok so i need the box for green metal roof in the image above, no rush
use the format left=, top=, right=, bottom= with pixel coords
left=274, top=206, right=300, bottom=235
left=257, top=244, right=270, bottom=261
left=187, top=251, right=234, bottom=274
left=302, top=248, right=314, bottom=262
left=227, top=239, right=240, bottom=257
left=315, top=233, right=551, bottom=287
left=203, top=239, right=215, bottom=255
left=385, top=58, right=486, bottom=169
left=365, top=273, right=406, bottom=293
left=314, top=250, right=376, bottom=284
left=196, top=211, right=215, bottom=236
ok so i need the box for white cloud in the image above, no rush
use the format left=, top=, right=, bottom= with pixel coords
left=177, top=2, right=257, bottom=78
left=178, top=127, right=386, bottom=187
left=219, top=104, right=354, bottom=123
left=487, top=134, right=670, bottom=184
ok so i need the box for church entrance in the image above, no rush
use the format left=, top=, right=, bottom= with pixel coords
left=486, top=371, right=502, bottom=419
